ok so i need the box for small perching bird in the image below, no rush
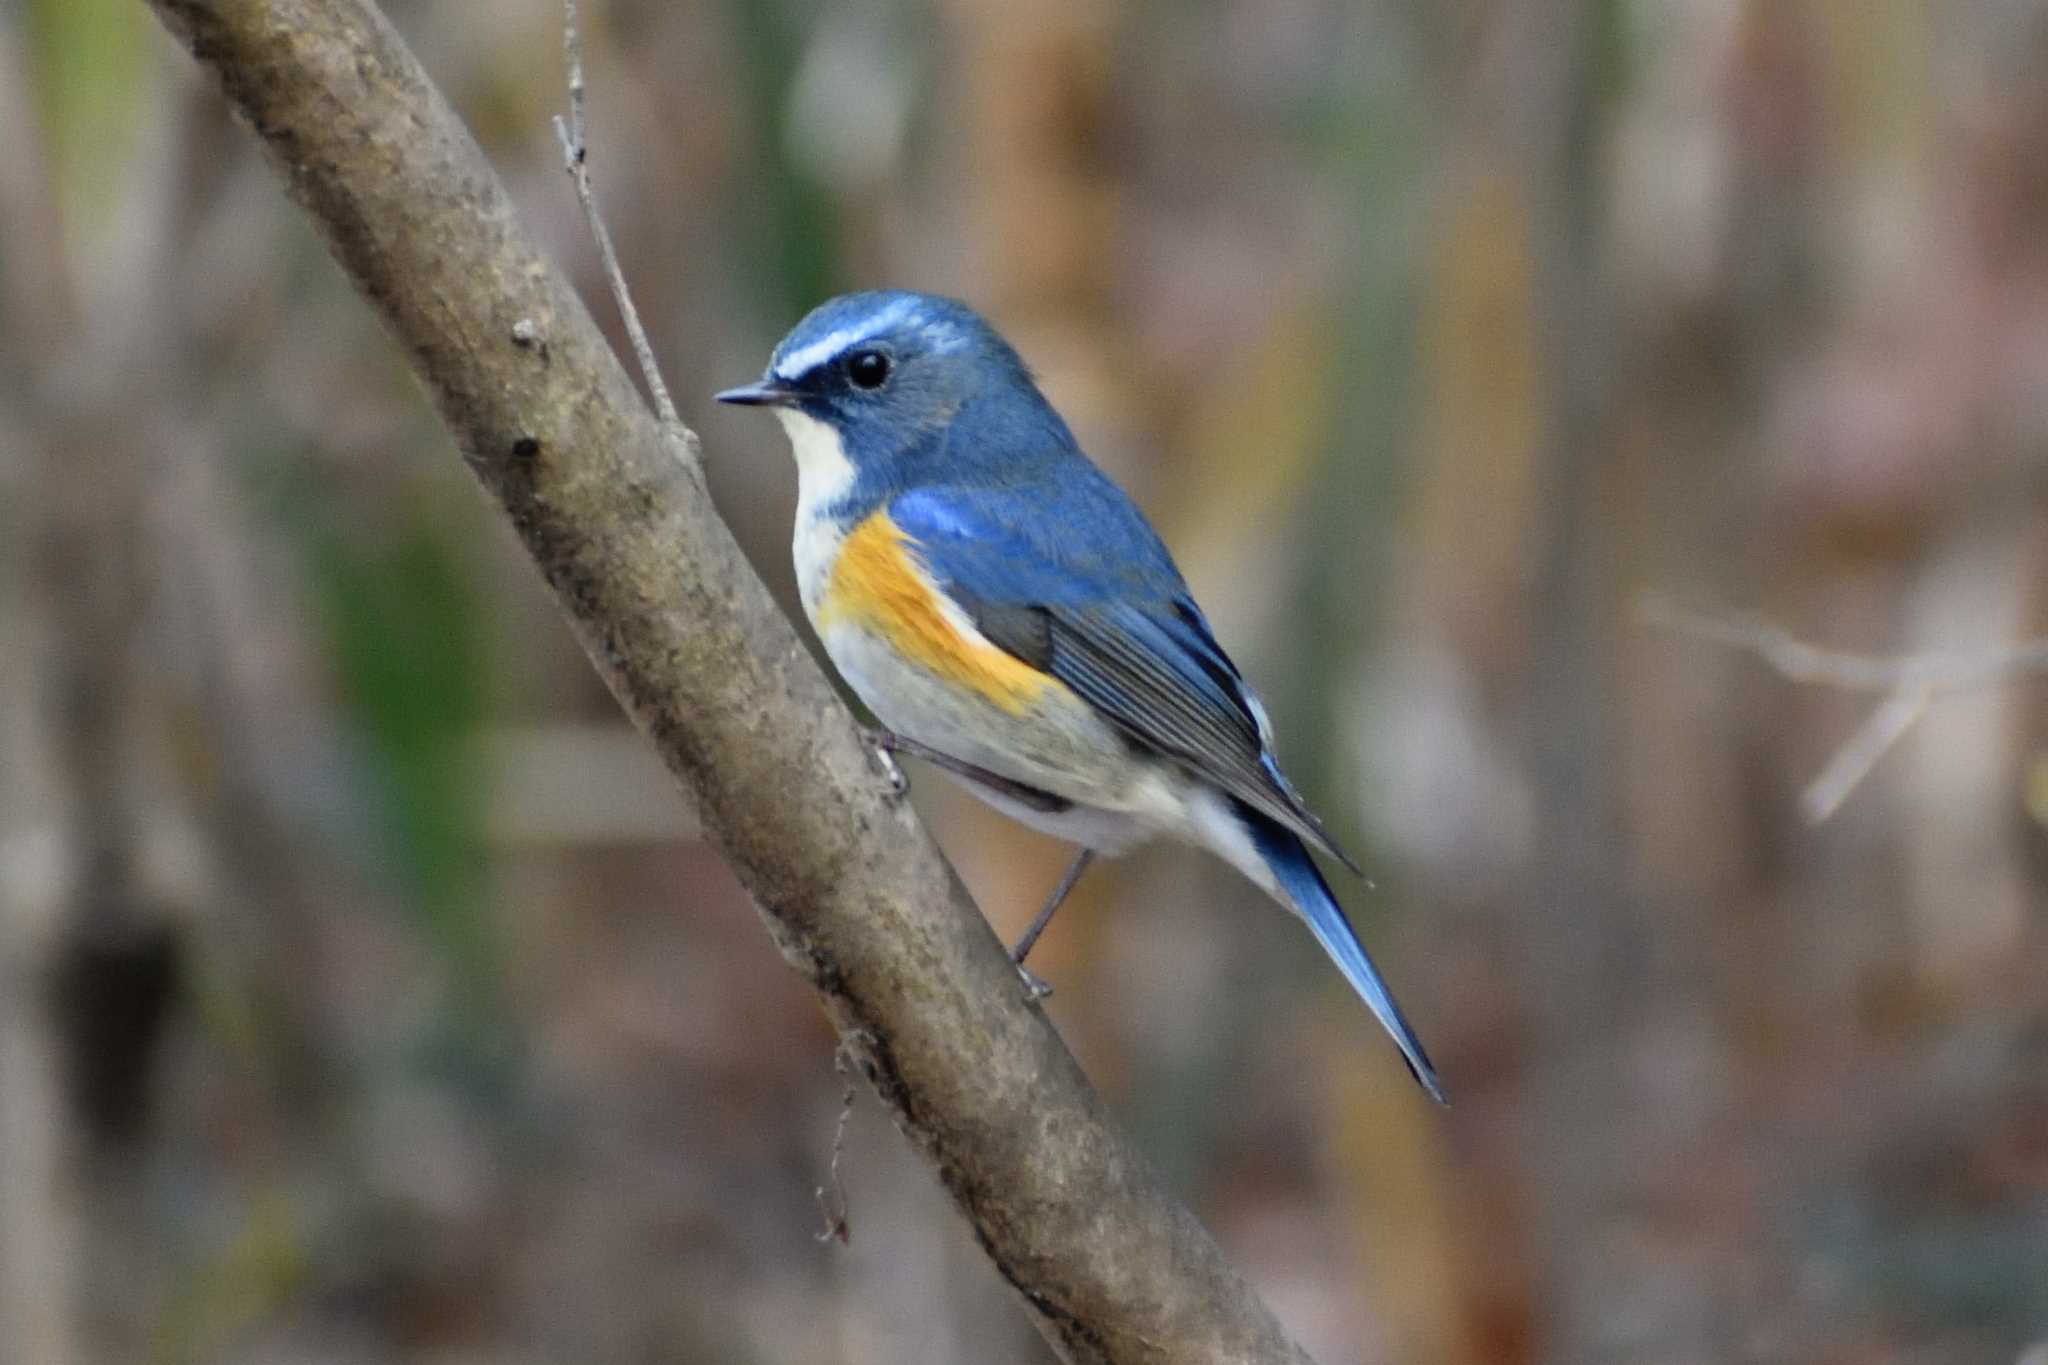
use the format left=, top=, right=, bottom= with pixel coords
left=719, top=290, right=1443, bottom=1104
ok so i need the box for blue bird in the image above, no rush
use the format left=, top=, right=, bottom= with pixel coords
left=719, top=290, right=1443, bottom=1103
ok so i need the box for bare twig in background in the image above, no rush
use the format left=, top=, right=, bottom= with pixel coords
left=1639, top=595, right=2048, bottom=694
left=1515, top=8, right=1630, bottom=1354
left=139, top=1, right=1318, bottom=1360
left=550, top=0, right=684, bottom=441
left=1799, top=687, right=1931, bottom=824
left=1640, top=593, right=2048, bottom=821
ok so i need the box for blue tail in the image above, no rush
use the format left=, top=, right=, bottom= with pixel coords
left=1240, top=806, right=1446, bottom=1104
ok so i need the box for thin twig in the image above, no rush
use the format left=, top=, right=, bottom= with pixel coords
left=1640, top=593, right=2048, bottom=823
left=1638, top=594, right=2048, bottom=694
left=814, top=1033, right=867, bottom=1245
left=1798, top=686, right=1931, bottom=824
left=552, top=0, right=684, bottom=437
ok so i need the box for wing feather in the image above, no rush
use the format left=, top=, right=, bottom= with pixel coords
left=891, top=483, right=1358, bottom=872
left=1044, top=604, right=1357, bottom=873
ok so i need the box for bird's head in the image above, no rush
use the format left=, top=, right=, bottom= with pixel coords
left=718, top=290, right=1065, bottom=500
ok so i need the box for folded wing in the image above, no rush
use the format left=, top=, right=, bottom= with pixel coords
left=890, top=482, right=1358, bottom=872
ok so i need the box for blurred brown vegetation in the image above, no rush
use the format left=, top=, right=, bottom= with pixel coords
left=2, top=1, right=2046, bottom=1362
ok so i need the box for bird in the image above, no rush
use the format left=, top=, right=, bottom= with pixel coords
left=718, top=290, right=1444, bottom=1103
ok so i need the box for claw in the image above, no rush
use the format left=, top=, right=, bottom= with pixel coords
left=860, top=725, right=910, bottom=797
left=1018, top=964, right=1055, bottom=1001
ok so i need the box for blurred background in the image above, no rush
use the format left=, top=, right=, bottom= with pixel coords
left=3, top=0, right=2047, bottom=1361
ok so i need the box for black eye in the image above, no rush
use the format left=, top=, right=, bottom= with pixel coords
left=846, top=348, right=891, bottom=389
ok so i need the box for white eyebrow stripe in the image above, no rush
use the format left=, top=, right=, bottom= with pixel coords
left=772, top=298, right=917, bottom=380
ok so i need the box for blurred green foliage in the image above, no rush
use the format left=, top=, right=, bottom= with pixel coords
left=27, top=0, right=149, bottom=241
left=724, top=0, right=845, bottom=316
left=303, top=497, right=504, bottom=1036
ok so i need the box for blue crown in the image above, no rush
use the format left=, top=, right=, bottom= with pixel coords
left=768, top=290, right=1025, bottom=383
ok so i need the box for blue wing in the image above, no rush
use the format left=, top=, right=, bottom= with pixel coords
left=894, top=478, right=1443, bottom=1098
left=889, top=478, right=1356, bottom=871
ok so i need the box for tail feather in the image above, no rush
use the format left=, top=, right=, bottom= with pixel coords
left=1240, top=807, right=1446, bottom=1105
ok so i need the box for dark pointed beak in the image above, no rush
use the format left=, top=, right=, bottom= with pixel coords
left=714, top=376, right=797, bottom=407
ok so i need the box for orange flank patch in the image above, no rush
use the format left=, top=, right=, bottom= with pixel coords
left=819, top=512, right=1055, bottom=714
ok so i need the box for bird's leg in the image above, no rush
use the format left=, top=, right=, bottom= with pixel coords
left=1011, top=849, right=1094, bottom=964
left=862, top=725, right=1088, bottom=1000
left=1008, top=849, right=1095, bottom=1000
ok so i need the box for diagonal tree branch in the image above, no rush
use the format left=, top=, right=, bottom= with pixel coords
left=139, top=1, right=1317, bottom=1361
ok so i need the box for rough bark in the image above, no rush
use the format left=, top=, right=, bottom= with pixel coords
left=139, top=1, right=1318, bottom=1360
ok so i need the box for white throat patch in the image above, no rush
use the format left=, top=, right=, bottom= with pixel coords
left=773, top=408, right=857, bottom=515
left=774, top=408, right=859, bottom=612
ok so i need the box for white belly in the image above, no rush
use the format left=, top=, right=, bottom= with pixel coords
left=815, top=614, right=1122, bottom=799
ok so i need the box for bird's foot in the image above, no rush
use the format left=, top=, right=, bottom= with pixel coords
left=1016, top=962, right=1055, bottom=1001
left=859, top=727, right=1076, bottom=815
left=860, top=725, right=910, bottom=799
